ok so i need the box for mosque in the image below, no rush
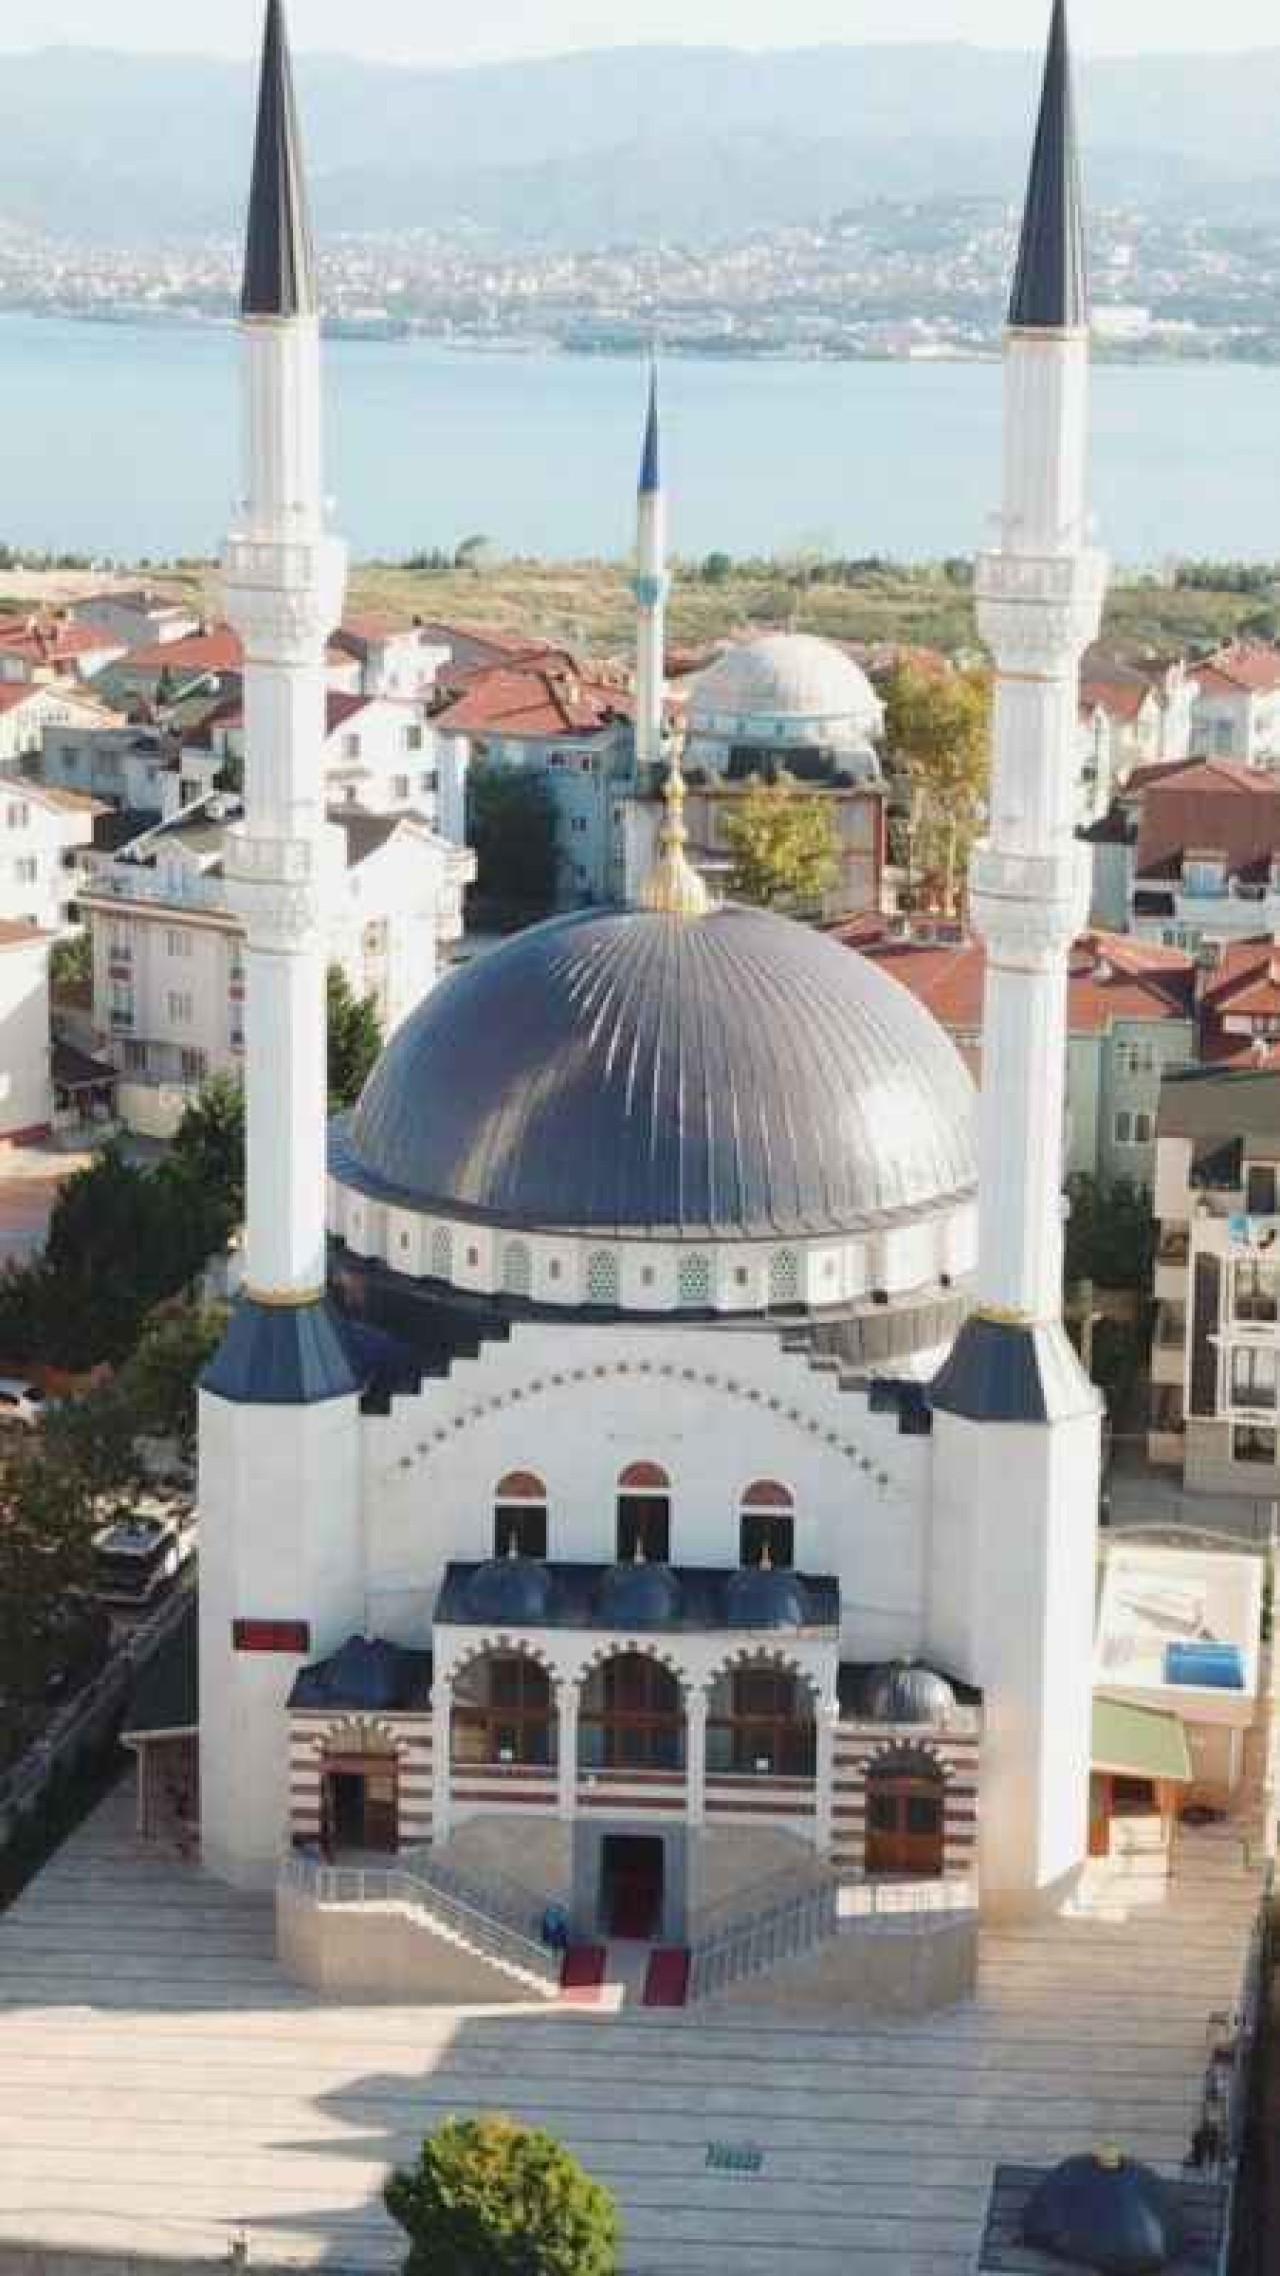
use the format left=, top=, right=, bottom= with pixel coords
left=196, top=0, right=1109, bottom=1974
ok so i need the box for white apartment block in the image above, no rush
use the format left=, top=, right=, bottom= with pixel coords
left=68, top=588, right=201, bottom=651
left=182, top=692, right=460, bottom=824
left=1192, top=644, right=1280, bottom=769
left=0, top=683, right=121, bottom=768
left=1149, top=1069, right=1280, bottom=1503
left=79, top=796, right=475, bottom=1137
left=332, top=615, right=450, bottom=700
left=39, top=722, right=176, bottom=816
left=0, top=922, right=53, bottom=1141
left=0, top=775, right=103, bottom=935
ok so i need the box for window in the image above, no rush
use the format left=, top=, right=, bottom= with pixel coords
left=167, top=990, right=193, bottom=1025
left=707, top=1665, right=815, bottom=1778
left=166, top=929, right=192, bottom=959
left=452, top=1654, right=555, bottom=1769
left=1231, top=1346, right=1278, bottom=1412
left=677, top=1253, right=713, bottom=1307
left=740, top=1480, right=796, bottom=1570
left=13, top=857, right=36, bottom=885
left=502, top=1240, right=532, bottom=1298
left=1114, top=1110, right=1154, bottom=1147
left=1246, top=1163, right=1278, bottom=1216
left=420, top=770, right=438, bottom=794
left=617, top=1462, right=671, bottom=1563
left=1235, top=1260, right=1279, bottom=1324
left=403, top=725, right=424, bottom=753
left=579, top=1654, right=683, bottom=1772
left=123, top=1041, right=148, bottom=1074
left=179, top=1048, right=207, bottom=1085
left=5, top=802, right=28, bottom=830
left=392, top=775, right=410, bottom=802
left=493, top=1471, right=548, bottom=1561
left=342, top=733, right=361, bottom=760
left=586, top=1250, right=620, bottom=1306
left=769, top=1249, right=801, bottom=1305
left=1234, top=1425, right=1277, bottom=1466
left=1114, top=1039, right=1156, bottom=1077
left=1183, top=857, right=1226, bottom=897
left=429, top=1225, right=453, bottom=1281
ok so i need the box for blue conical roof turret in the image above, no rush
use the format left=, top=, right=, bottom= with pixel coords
left=241, top=0, right=317, bottom=320
left=639, top=360, right=661, bottom=495
left=1009, top=0, right=1087, bottom=331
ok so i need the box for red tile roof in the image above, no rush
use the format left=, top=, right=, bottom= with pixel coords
left=1134, top=759, right=1280, bottom=883
left=1081, top=676, right=1152, bottom=725
left=832, top=919, right=1196, bottom=1039
left=1195, top=641, right=1280, bottom=697
left=0, top=615, right=123, bottom=665
left=431, top=661, right=633, bottom=740
left=125, top=626, right=244, bottom=675
left=1199, top=938, right=1280, bottom=1066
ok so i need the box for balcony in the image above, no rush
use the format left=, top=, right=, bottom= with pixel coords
left=87, top=867, right=231, bottom=918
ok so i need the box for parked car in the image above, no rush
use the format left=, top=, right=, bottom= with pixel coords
left=0, top=1379, right=49, bottom=1430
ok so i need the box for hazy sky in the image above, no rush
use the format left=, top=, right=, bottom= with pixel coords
left=1, top=0, right=1279, bottom=64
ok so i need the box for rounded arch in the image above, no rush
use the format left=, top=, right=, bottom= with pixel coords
left=579, top=1647, right=685, bottom=1775
left=739, top=1478, right=796, bottom=1568
left=619, top=1460, right=671, bottom=1491
left=309, top=1715, right=400, bottom=1758
left=740, top=1479, right=794, bottom=1510
left=616, top=1461, right=672, bottom=1563
left=450, top=1646, right=556, bottom=1770
left=706, top=1650, right=817, bottom=1779
left=494, top=1470, right=546, bottom=1502
left=447, top=1632, right=559, bottom=1687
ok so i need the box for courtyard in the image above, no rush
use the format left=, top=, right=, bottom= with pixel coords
left=0, top=1776, right=1266, bottom=2276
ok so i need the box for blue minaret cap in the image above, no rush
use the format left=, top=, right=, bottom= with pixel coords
left=1008, top=0, right=1087, bottom=332
left=639, top=360, right=661, bottom=495
left=241, top=0, right=318, bottom=320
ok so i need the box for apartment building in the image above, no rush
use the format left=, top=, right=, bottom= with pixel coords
left=1113, top=759, right=1280, bottom=949
left=0, top=776, right=105, bottom=934
left=1149, top=1069, right=1280, bottom=1501
left=1192, top=641, right=1280, bottom=768
left=69, top=588, right=201, bottom=651
left=0, top=683, right=122, bottom=768
left=0, top=613, right=127, bottom=685
left=79, top=796, right=475, bottom=1136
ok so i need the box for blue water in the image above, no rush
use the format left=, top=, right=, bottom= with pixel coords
left=0, top=312, right=1277, bottom=565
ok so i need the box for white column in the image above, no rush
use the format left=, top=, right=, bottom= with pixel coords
left=971, top=331, right=1106, bottom=1326
left=633, top=486, right=668, bottom=778
left=222, top=314, right=347, bottom=1306
left=814, top=1698, right=839, bottom=1859
left=431, top=1678, right=452, bottom=1846
left=556, top=1680, right=579, bottom=1819
left=685, top=1687, right=707, bottom=1829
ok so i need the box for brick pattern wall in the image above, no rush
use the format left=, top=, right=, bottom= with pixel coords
left=830, top=1722, right=980, bottom=1879
left=288, top=1713, right=434, bottom=1849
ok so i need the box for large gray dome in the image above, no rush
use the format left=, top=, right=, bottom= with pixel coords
left=334, top=903, right=976, bottom=1239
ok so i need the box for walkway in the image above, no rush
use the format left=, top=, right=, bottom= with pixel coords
left=0, top=1780, right=1265, bottom=2276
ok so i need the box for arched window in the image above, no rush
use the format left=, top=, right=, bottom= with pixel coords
left=585, top=1249, right=621, bottom=1307
left=769, top=1249, right=801, bottom=1306
left=706, top=1661, right=815, bottom=1779
left=676, top=1252, right=713, bottom=1308
left=739, top=1480, right=795, bottom=1569
left=429, top=1224, right=453, bottom=1282
left=451, top=1652, right=555, bottom=1769
left=617, top=1462, right=671, bottom=1562
left=493, top=1471, right=547, bottom=1560
left=502, top=1240, right=532, bottom=1299
left=865, top=1751, right=945, bottom=1879
left=579, top=1652, right=684, bottom=1773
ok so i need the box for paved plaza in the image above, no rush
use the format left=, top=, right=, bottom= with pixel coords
left=0, top=1781, right=1264, bottom=2276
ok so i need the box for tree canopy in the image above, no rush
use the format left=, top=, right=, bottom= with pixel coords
left=1064, top=1175, right=1156, bottom=1294
left=172, top=1074, right=245, bottom=1223
left=468, top=759, right=559, bottom=911
left=327, top=964, right=383, bottom=1111
left=722, top=776, right=841, bottom=910
left=385, top=2115, right=621, bottom=2276
left=883, top=661, right=991, bottom=914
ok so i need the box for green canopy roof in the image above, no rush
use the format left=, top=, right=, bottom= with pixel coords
left=1092, top=1695, right=1193, bottom=1785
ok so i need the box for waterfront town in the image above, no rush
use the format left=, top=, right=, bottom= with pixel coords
left=0, top=5, right=1275, bottom=2276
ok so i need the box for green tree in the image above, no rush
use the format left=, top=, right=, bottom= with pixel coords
left=0, top=1440, right=105, bottom=1761
left=385, top=2116, right=621, bottom=2276
left=50, top=933, right=91, bottom=992
left=883, top=662, right=991, bottom=913
left=722, top=777, right=841, bottom=910
left=327, top=965, right=383, bottom=1111
left=468, top=759, right=558, bottom=910
left=1064, top=1175, right=1156, bottom=1293
left=117, top=1300, right=227, bottom=1459
left=700, top=551, right=733, bottom=584
left=173, top=1075, right=245, bottom=1223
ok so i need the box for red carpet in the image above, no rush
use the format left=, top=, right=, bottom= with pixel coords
left=642, top=1947, right=690, bottom=2007
left=559, top=1945, right=607, bottom=2004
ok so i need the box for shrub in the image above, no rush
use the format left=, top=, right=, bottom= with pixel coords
left=385, top=2114, right=621, bottom=2276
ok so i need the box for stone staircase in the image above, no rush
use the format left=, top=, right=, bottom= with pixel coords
left=687, top=1864, right=977, bottom=2014
left=278, top=1849, right=561, bottom=2001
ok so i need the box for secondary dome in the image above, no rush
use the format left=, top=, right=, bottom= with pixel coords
left=724, top=1564, right=811, bottom=1631
left=464, top=1555, right=553, bottom=1627
left=596, top=1560, right=682, bottom=1629
left=684, top=633, right=883, bottom=782
left=866, top=1661, right=957, bottom=1727
left=335, top=903, right=976, bottom=1240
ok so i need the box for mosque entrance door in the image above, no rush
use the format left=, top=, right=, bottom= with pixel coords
left=864, top=1765, right=944, bottom=1878
left=601, top=1834, right=665, bottom=1939
left=321, top=1755, right=398, bottom=1856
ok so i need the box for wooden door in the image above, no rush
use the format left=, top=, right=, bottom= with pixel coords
left=865, top=1774, right=944, bottom=1877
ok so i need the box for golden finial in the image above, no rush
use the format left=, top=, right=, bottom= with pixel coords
left=639, top=745, right=711, bottom=920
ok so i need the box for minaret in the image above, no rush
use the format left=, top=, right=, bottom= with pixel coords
left=199, top=0, right=364, bottom=1888
left=632, top=360, right=668, bottom=780
left=929, top=0, right=1106, bottom=1914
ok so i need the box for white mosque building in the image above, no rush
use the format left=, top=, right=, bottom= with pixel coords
left=196, top=0, right=1109, bottom=1981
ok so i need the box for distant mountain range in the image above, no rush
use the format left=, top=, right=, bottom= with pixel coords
left=6, top=42, right=1280, bottom=244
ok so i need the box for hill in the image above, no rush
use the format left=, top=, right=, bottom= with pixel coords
left=5, top=42, right=1280, bottom=244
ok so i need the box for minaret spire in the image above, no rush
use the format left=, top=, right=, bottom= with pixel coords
left=1009, top=0, right=1086, bottom=333
left=639, top=357, right=661, bottom=496
left=928, top=0, right=1106, bottom=1917
left=242, top=0, right=317, bottom=321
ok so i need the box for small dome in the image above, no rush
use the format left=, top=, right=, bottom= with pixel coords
left=1024, top=2152, right=1183, bottom=2276
left=596, top=1560, right=682, bottom=1629
left=686, top=633, right=883, bottom=779
left=725, top=1564, right=811, bottom=1630
left=464, top=1555, right=552, bottom=1626
left=865, top=1661, right=957, bottom=1726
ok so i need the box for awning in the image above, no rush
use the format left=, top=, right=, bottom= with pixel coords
left=1092, top=1695, right=1193, bottom=1785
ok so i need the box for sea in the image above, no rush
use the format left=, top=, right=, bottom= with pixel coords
left=4, top=311, right=1280, bottom=568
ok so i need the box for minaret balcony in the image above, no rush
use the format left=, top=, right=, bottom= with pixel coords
left=222, top=531, right=347, bottom=656
left=975, top=545, right=1106, bottom=669
left=968, top=842, right=1090, bottom=958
